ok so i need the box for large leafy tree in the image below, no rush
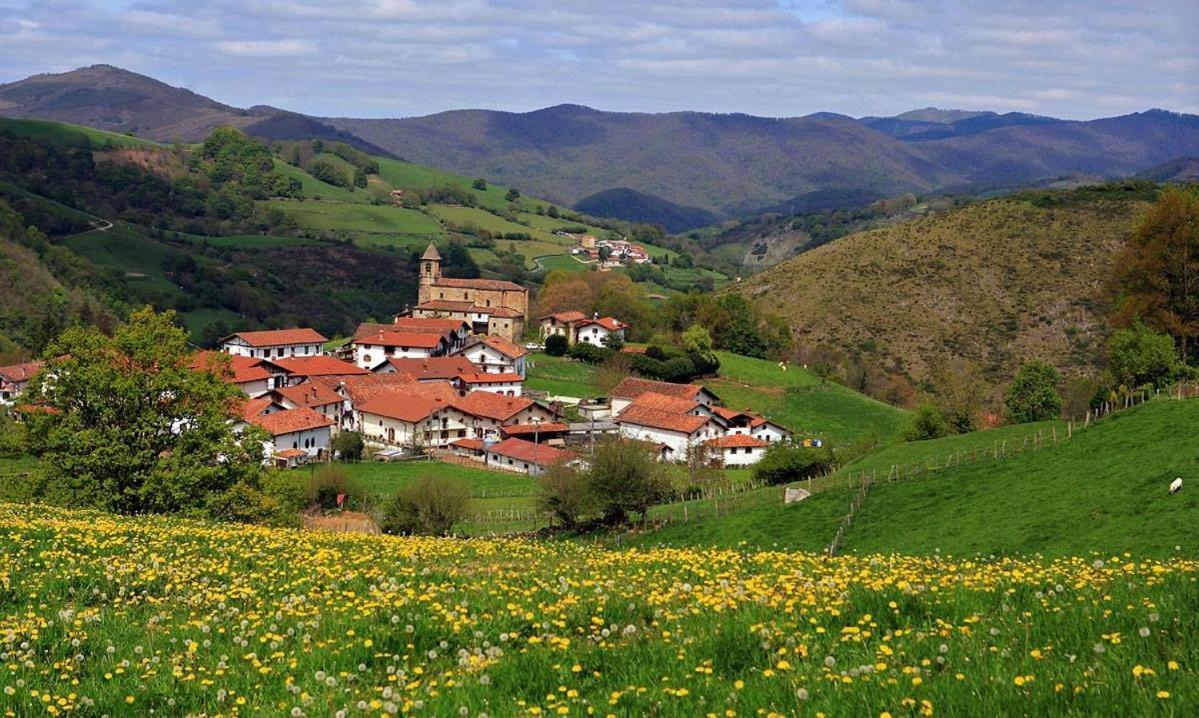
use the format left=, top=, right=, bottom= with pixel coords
left=1107, top=321, right=1178, bottom=388
left=1113, top=186, right=1199, bottom=363
left=586, top=438, right=671, bottom=523
left=1004, top=361, right=1063, bottom=424
left=24, top=307, right=265, bottom=515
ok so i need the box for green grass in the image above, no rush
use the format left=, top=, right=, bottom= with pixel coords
left=0, top=117, right=159, bottom=148
left=266, top=199, right=442, bottom=236
left=426, top=205, right=564, bottom=246
left=173, top=230, right=323, bottom=249
left=321, top=459, right=535, bottom=499
left=525, top=353, right=601, bottom=398
left=534, top=254, right=595, bottom=273
left=61, top=223, right=187, bottom=298
left=633, top=398, right=1199, bottom=558
left=272, top=159, right=367, bottom=203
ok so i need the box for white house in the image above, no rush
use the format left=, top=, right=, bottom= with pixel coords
left=453, top=335, right=528, bottom=377
left=246, top=406, right=334, bottom=461
left=457, top=372, right=523, bottom=396
left=485, top=437, right=577, bottom=476
left=220, top=328, right=327, bottom=360
left=705, top=434, right=769, bottom=467
left=573, top=316, right=628, bottom=347
left=0, top=360, right=43, bottom=406
left=539, top=311, right=587, bottom=341
left=609, top=377, right=720, bottom=414
left=351, top=329, right=449, bottom=369
left=271, top=382, right=345, bottom=428
left=191, top=352, right=291, bottom=398
left=712, top=407, right=792, bottom=443
left=356, top=393, right=465, bottom=451
left=616, top=404, right=722, bottom=457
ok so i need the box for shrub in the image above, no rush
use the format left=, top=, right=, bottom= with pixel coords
left=1108, top=321, right=1177, bottom=388
left=261, top=471, right=306, bottom=526
left=537, top=459, right=592, bottom=528
left=306, top=465, right=350, bottom=510
left=331, top=431, right=365, bottom=462
left=903, top=402, right=950, bottom=441
left=1004, top=361, right=1063, bottom=423
left=569, top=342, right=613, bottom=365
left=752, top=443, right=831, bottom=486
left=380, top=476, right=470, bottom=536
left=586, top=438, right=671, bottom=524
left=544, top=334, right=569, bottom=357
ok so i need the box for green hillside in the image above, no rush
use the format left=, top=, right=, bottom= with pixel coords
left=636, top=398, right=1199, bottom=557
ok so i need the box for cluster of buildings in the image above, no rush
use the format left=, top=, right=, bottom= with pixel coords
left=567, top=234, right=653, bottom=267
left=539, top=311, right=628, bottom=347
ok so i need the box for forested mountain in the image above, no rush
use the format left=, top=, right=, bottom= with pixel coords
left=3, top=66, right=1196, bottom=230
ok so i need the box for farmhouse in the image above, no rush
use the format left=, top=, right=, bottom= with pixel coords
left=711, top=406, right=791, bottom=443
left=350, top=328, right=450, bottom=368
left=453, top=335, right=528, bottom=377
left=271, top=382, right=344, bottom=425
left=356, top=392, right=463, bottom=449
left=390, top=317, right=472, bottom=351
left=485, top=437, right=576, bottom=476
left=705, top=434, right=769, bottom=467
left=0, top=360, right=43, bottom=405
left=609, top=377, right=721, bottom=413
left=457, top=372, right=524, bottom=396
left=191, top=351, right=291, bottom=398
left=414, top=243, right=529, bottom=341
left=246, top=406, right=334, bottom=462
left=616, top=404, right=722, bottom=456
left=539, top=311, right=587, bottom=341
left=538, top=311, right=628, bottom=347
left=220, top=328, right=326, bottom=360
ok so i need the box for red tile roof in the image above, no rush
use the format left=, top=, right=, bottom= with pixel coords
left=240, top=396, right=277, bottom=422
left=273, top=382, right=342, bottom=408
left=628, top=391, right=700, bottom=415
left=541, top=310, right=587, bottom=323
left=706, top=434, right=769, bottom=449
left=191, top=351, right=276, bottom=384
left=391, top=317, right=470, bottom=334
left=317, top=374, right=447, bottom=405
left=487, top=437, right=574, bottom=466
left=458, top=372, right=524, bottom=384
left=273, top=448, right=308, bottom=459
left=576, top=316, right=626, bottom=332
left=250, top=407, right=333, bottom=436
left=500, top=422, right=570, bottom=437
left=382, top=356, right=478, bottom=380
left=0, top=360, right=43, bottom=383
left=617, top=405, right=711, bottom=434
left=357, top=393, right=450, bottom=423
left=415, top=300, right=478, bottom=313
left=453, top=391, right=535, bottom=421
left=451, top=438, right=486, bottom=451
left=273, top=356, right=370, bottom=378
left=435, top=277, right=525, bottom=292
left=478, top=335, right=527, bottom=359
left=611, top=377, right=707, bottom=402
left=224, top=328, right=326, bottom=347
left=353, top=329, right=447, bottom=349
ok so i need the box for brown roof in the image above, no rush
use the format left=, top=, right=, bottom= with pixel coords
left=240, top=396, right=277, bottom=422
left=273, top=382, right=342, bottom=408
left=479, top=335, right=527, bottom=359
left=421, top=242, right=442, bottom=261
left=541, top=310, right=587, bottom=323
left=611, top=377, right=707, bottom=402
left=628, top=391, right=700, bottom=415
left=317, top=374, right=447, bottom=405
left=273, top=448, right=308, bottom=459
left=576, top=317, right=626, bottom=332
left=487, top=437, right=574, bottom=466
left=451, top=438, right=486, bottom=451
left=706, top=434, right=769, bottom=449
left=458, top=372, right=524, bottom=384
left=486, top=307, right=523, bottom=318
left=191, top=352, right=277, bottom=384
left=391, top=317, right=470, bottom=334
left=0, top=360, right=43, bottom=383
left=500, top=422, right=570, bottom=436
left=435, top=277, right=525, bottom=292
left=272, top=356, right=370, bottom=378
left=617, top=405, right=711, bottom=435
left=382, top=356, right=478, bottom=380
left=224, top=328, right=327, bottom=347
left=453, top=391, right=535, bottom=421
left=415, top=300, right=479, bottom=313
left=353, top=329, right=447, bottom=349
left=251, top=407, right=333, bottom=436
left=357, top=393, right=450, bottom=423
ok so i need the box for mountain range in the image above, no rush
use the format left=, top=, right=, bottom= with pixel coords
left=3, top=65, right=1198, bottom=230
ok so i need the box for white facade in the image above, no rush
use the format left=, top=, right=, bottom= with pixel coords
left=237, top=378, right=271, bottom=398
left=352, top=341, right=437, bottom=369
left=716, top=444, right=767, bottom=467
left=576, top=324, right=614, bottom=346
left=751, top=423, right=790, bottom=443
left=457, top=344, right=527, bottom=377
left=461, top=378, right=523, bottom=396
left=223, top=337, right=323, bottom=360
left=266, top=426, right=331, bottom=458
left=486, top=451, right=548, bottom=475
left=617, top=421, right=720, bottom=457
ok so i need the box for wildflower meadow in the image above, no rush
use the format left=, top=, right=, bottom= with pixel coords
left=0, top=503, right=1195, bottom=716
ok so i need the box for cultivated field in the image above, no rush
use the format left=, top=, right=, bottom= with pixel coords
left=0, top=503, right=1195, bottom=716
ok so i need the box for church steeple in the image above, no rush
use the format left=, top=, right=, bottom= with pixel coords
left=418, top=242, right=441, bottom=304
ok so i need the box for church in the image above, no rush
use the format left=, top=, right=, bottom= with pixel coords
left=408, top=242, right=529, bottom=341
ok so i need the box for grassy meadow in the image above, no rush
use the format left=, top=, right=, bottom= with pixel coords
left=1, top=503, right=1196, bottom=716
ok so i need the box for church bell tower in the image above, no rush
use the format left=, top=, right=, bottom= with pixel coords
left=419, top=242, right=441, bottom=303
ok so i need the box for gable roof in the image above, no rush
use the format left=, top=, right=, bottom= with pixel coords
left=611, top=377, right=710, bottom=402
left=223, top=328, right=326, bottom=347
left=357, top=393, right=451, bottom=423
left=458, top=372, right=525, bottom=384
left=191, top=351, right=277, bottom=384
left=391, top=317, right=470, bottom=334
left=239, top=396, right=278, bottom=422
left=0, top=360, right=43, bottom=383
left=329, top=375, right=459, bottom=406
left=434, top=277, right=525, bottom=292
left=352, top=329, right=447, bottom=349
left=272, top=382, right=342, bottom=408
left=250, top=406, right=333, bottom=436
left=453, top=391, right=536, bottom=421
left=272, top=355, right=370, bottom=378
left=628, top=391, right=700, bottom=415
left=379, top=356, right=479, bottom=380
left=706, top=434, right=769, bottom=449
left=617, top=405, right=712, bottom=435
left=576, top=317, right=626, bottom=332
left=500, top=422, right=570, bottom=437
left=541, top=310, right=587, bottom=323
left=487, top=437, right=574, bottom=466
left=479, top=335, right=527, bottom=359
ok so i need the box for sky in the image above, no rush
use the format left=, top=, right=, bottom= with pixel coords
left=0, top=0, right=1196, bottom=119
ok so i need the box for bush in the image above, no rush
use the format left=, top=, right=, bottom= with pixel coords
left=537, top=459, right=592, bottom=528
left=586, top=438, right=671, bottom=524
left=331, top=431, right=365, bottom=461
left=1004, top=361, right=1063, bottom=423
left=261, top=471, right=306, bottom=526
left=380, top=476, right=470, bottom=536
left=752, top=443, right=831, bottom=486
left=306, top=465, right=350, bottom=510
left=544, top=334, right=569, bottom=357
left=568, top=342, right=613, bottom=365
left=1108, top=321, right=1177, bottom=388
left=903, top=402, right=950, bottom=441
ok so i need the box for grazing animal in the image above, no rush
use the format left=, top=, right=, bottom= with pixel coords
left=1170, top=477, right=1183, bottom=494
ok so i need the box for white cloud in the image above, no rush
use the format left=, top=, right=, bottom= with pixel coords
left=213, top=39, right=317, bottom=57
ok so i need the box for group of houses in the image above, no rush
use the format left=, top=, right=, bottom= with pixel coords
left=1, top=242, right=794, bottom=475
left=567, top=234, right=653, bottom=267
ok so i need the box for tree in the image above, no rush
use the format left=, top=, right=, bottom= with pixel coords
left=1004, top=361, right=1063, bottom=423
left=903, top=402, right=950, bottom=441
left=504, top=188, right=521, bottom=202
left=544, top=334, right=569, bottom=357
left=1107, top=320, right=1177, bottom=388
left=472, top=178, right=487, bottom=191
left=380, top=476, right=470, bottom=536
left=537, top=459, right=591, bottom=528
left=23, top=307, right=266, bottom=515
left=331, top=431, right=365, bottom=461
left=752, top=443, right=831, bottom=486
left=1112, top=186, right=1199, bottom=364
left=586, top=438, right=671, bottom=523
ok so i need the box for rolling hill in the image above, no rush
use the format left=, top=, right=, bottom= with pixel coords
left=4, top=66, right=1196, bottom=230
left=724, top=183, right=1159, bottom=397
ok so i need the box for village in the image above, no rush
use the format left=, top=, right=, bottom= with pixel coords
left=3, top=241, right=792, bottom=478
